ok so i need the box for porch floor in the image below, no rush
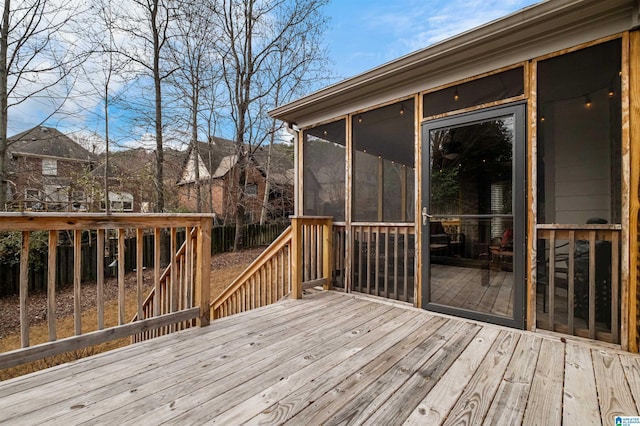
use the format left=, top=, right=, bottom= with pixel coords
left=2, top=291, right=640, bottom=425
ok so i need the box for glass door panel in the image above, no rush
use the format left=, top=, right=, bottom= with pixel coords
left=422, top=104, right=525, bottom=328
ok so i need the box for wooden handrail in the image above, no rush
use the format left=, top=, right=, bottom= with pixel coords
left=210, top=226, right=292, bottom=314
left=0, top=214, right=213, bottom=369
left=209, top=216, right=334, bottom=320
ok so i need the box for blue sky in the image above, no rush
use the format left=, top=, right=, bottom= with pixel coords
left=7, top=0, right=542, bottom=147
left=322, top=0, right=541, bottom=80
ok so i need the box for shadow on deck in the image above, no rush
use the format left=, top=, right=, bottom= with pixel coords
left=1, top=291, right=639, bottom=424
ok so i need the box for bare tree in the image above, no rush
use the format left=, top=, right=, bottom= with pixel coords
left=112, top=0, right=178, bottom=212
left=168, top=0, right=221, bottom=213
left=0, top=0, right=88, bottom=209
left=215, top=0, right=329, bottom=250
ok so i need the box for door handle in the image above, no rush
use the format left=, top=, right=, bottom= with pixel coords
left=422, top=207, right=432, bottom=225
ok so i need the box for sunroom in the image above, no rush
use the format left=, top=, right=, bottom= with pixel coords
left=270, top=0, right=640, bottom=350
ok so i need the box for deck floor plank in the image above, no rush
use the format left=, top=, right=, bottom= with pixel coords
left=11, top=293, right=369, bottom=425
left=442, top=330, right=520, bottom=426
left=592, top=348, right=638, bottom=420
left=562, top=343, right=601, bottom=424
left=52, top=298, right=387, bottom=425
left=235, top=317, right=449, bottom=424
left=1, top=291, right=639, bottom=425
left=288, top=320, right=474, bottom=426
left=521, top=338, right=565, bottom=425
left=123, top=305, right=416, bottom=425
left=212, top=314, right=449, bottom=425
left=403, top=326, right=500, bottom=425
left=483, top=333, right=541, bottom=425
left=620, top=354, right=640, bottom=413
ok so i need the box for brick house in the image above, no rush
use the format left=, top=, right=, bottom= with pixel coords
left=178, top=137, right=294, bottom=223
left=7, top=126, right=96, bottom=211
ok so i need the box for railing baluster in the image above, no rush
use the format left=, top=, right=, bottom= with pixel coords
left=154, top=228, right=161, bottom=318
left=588, top=231, right=596, bottom=339
left=74, top=229, right=82, bottom=335
left=48, top=230, right=58, bottom=341
left=568, top=231, right=575, bottom=335
left=393, top=227, right=399, bottom=299
left=612, top=230, right=620, bottom=343
left=549, top=230, right=556, bottom=331
left=97, top=229, right=105, bottom=330
left=20, top=231, right=30, bottom=348
left=118, top=229, right=126, bottom=325
left=136, top=228, right=144, bottom=321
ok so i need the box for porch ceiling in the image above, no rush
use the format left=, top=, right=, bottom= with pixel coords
left=270, top=0, right=637, bottom=127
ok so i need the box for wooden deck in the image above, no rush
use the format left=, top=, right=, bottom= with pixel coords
left=1, top=291, right=640, bottom=425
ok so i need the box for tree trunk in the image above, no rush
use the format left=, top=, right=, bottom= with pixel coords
left=0, top=0, right=11, bottom=210
left=152, top=0, right=164, bottom=212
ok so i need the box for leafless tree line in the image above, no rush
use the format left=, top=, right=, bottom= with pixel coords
left=0, top=0, right=331, bottom=248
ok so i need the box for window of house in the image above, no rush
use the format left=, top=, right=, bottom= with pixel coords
left=246, top=183, right=258, bottom=196
left=42, top=158, right=57, bottom=176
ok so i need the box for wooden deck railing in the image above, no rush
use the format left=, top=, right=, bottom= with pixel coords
left=131, top=228, right=199, bottom=343
left=210, top=216, right=332, bottom=320
left=536, top=224, right=621, bottom=343
left=352, top=223, right=415, bottom=303
left=0, top=213, right=212, bottom=370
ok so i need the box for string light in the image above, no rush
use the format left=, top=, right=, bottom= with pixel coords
left=584, top=95, right=592, bottom=108
left=453, top=88, right=460, bottom=102
left=357, top=115, right=363, bottom=124
left=608, top=88, right=615, bottom=97
left=399, top=105, right=404, bottom=116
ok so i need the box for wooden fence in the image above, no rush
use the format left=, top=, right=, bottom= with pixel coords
left=0, top=222, right=288, bottom=296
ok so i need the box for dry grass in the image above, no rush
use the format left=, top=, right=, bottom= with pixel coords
left=0, top=247, right=264, bottom=381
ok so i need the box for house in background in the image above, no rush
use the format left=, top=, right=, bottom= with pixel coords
left=178, top=137, right=294, bottom=223
left=7, top=126, right=96, bottom=211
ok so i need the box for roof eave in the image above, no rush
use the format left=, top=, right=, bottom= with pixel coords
left=269, top=0, right=636, bottom=124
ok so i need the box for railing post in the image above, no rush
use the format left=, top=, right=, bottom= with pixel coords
left=196, top=218, right=212, bottom=326
left=291, top=216, right=303, bottom=299
left=323, top=218, right=333, bottom=290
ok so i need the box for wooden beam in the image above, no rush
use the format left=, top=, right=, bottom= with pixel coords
left=97, top=229, right=105, bottom=330
left=47, top=230, right=57, bottom=341
left=136, top=228, right=144, bottom=321
left=527, top=58, right=538, bottom=331
left=290, top=218, right=303, bottom=299
left=195, top=218, right=211, bottom=327
left=0, top=308, right=199, bottom=371
left=322, top=218, right=333, bottom=290
left=118, top=229, right=125, bottom=325
left=20, top=231, right=30, bottom=348
left=74, top=229, right=82, bottom=336
left=0, top=213, right=215, bottom=232
left=628, top=29, right=640, bottom=352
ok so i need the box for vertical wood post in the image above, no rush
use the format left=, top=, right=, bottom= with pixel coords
left=48, top=230, right=58, bottom=341
left=170, top=227, right=178, bottom=314
left=20, top=231, right=30, bottom=348
left=154, top=228, right=161, bottom=317
left=136, top=228, right=144, bottom=321
left=97, top=229, right=105, bottom=330
left=195, top=218, right=211, bottom=326
left=291, top=216, right=303, bottom=299
left=627, top=29, right=640, bottom=352
left=118, top=229, right=125, bottom=325
left=74, top=229, right=82, bottom=335
left=323, top=218, right=333, bottom=290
